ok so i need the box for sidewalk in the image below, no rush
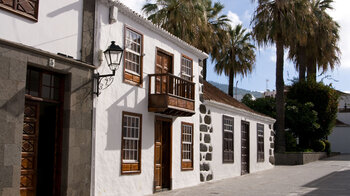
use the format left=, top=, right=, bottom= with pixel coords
left=155, top=154, right=350, bottom=196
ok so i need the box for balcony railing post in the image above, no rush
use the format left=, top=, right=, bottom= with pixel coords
left=166, top=74, right=169, bottom=94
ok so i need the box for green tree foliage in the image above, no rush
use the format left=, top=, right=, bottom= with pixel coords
left=285, top=101, right=319, bottom=148
left=243, top=80, right=338, bottom=151
left=242, top=94, right=276, bottom=118
left=287, top=80, right=339, bottom=149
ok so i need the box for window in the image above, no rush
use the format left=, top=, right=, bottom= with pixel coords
left=25, top=67, right=62, bottom=101
left=223, top=116, right=234, bottom=163
left=257, top=123, right=264, bottom=162
left=0, top=0, right=39, bottom=21
left=181, top=122, right=193, bottom=170
left=181, top=55, right=193, bottom=81
left=124, top=27, right=143, bottom=85
left=121, top=112, right=142, bottom=174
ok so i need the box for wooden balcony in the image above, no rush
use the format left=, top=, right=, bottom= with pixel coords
left=148, top=73, right=195, bottom=116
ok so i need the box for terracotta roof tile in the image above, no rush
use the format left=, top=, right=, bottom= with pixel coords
left=203, top=81, right=269, bottom=118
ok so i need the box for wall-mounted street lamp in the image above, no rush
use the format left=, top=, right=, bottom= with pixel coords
left=94, top=41, right=124, bottom=96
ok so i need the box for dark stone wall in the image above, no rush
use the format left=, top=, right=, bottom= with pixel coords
left=198, top=59, right=213, bottom=182
left=0, top=41, right=94, bottom=196
left=81, top=0, right=96, bottom=64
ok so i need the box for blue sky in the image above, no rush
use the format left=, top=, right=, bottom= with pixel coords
left=120, top=0, right=350, bottom=93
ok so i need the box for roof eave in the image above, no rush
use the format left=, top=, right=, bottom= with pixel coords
left=204, top=100, right=276, bottom=124
left=101, top=0, right=209, bottom=59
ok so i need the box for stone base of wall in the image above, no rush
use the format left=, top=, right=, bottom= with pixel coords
left=275, top=152, right=327, bottom=165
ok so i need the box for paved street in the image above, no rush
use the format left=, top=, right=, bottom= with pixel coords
left=156, top=154, right=350, bottom=196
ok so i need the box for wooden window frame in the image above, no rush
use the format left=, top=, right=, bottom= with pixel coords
left=223, top=115, right=234, bottom=163
left=123, top=25, right=144, bottom=87
left=181, top=122, right=194, bottom=171
left=120, top=111, right=142, bottom=175
left=0, top=0, right=39, bottom=22
left=257, top=123, right=264, bottom=162
left=180, top=54, right=193, bottom=81
left=25, top=66, right=64, bottom=103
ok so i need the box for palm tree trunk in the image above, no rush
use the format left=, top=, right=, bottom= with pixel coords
left=275, top=35, right=286, bottom=153
left=228, top=69, right=234, bottom=97
left=298, top=47, right=306, bottom=82
left=307, top=59, right=316, bottom=82
left=299, top=65, right=306, bottom=82
left=203, top=58, right=207, bottom=81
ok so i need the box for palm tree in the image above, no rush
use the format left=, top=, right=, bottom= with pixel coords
left=289, top=0, right=340, bottom=82
left=251, top=0, right=310, bottom=152
left=143, top=0, right=230, bottom=80
left=214, top=25, right=256, bottom=97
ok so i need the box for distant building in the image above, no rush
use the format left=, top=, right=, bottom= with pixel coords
left=263, top=90, right=276, bottom=98
left=329, top=92, right=350, bottom=153
left=263, top=87, right=290, bottom=98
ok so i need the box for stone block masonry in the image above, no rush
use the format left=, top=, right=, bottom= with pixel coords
left=0, top=40, right=94, bottom=196
left=198, top=63, right=213, bottom=182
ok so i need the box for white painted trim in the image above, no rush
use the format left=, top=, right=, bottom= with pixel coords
left=99, top=0, right=209, bottom=59
left=204, top=100, right=276, bottom=124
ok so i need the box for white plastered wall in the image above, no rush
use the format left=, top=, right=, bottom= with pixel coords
left=0, top=0, right=83, bottom=59
left=93, top=2, right=203, bottom=195
left=329, top=127, right=350, bottom=153
left=206, top=102, right=274, bottom=181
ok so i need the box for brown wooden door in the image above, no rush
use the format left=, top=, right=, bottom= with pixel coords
left=21, top=101, right=40, bottom=196
left=156, top=51, right=173, bottom=94
left=241, top=121, right=250, bottom=175
left=154, top=117, right=172, bottom=192
left=154, top=120, right=163, bottom=191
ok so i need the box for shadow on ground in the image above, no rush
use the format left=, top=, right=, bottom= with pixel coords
left=302, top=169, right=350, bottom=195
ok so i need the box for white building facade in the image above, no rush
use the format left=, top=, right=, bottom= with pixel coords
left=199, top=81, right=275, bottom=182
left=0, top=0, right=84, bottom=59
left=93, top=1, right=207, bottom=195
left=92, top=1, right=276, bottom=195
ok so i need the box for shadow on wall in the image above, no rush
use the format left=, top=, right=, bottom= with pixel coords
left=47, top=1, right=81, bottom=17
left=46, top=1, right=83, bottom=59
left=0, top=88, right=26, bottom=118
left=105, top=79, right=153, bottom=151
left=302, top=169, right=350, bottom=196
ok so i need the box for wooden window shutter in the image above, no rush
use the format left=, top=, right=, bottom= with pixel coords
left=0, top=0, right=39, bottom=21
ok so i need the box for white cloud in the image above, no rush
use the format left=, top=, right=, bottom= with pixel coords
left=119, top=0, right=148, bottom=15
left=227, top=11, right=242, bottom=28
left=243, top=10, right=252, bottom=23
left=329, top=0, right=350, bottom=69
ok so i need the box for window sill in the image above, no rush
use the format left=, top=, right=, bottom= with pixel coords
left=121, top=170, right=141, bottom=175
left=181, top=167, right=194, bottom=171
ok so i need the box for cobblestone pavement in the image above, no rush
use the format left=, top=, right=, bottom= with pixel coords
left=155, top=154, right=350, bottom=196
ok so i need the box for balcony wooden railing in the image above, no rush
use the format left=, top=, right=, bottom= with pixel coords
left=148, top=73, right=195, bottom=116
